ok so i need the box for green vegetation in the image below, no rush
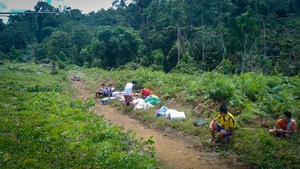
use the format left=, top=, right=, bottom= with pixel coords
left=72, top=66, right=300, bottom=169
left=0, top=1, right=299, bottom=76
left=0, top=63, right=158, bottom=169
left=0, top=0, right=299, bottom=168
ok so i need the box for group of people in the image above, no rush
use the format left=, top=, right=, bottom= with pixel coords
left=95, top=83, right=115, bottom=98
left=97, top=81, right=298, bottom=143
left=209, top=105, right=297, bottom=143
left=96, top=80, right=153, bottom=107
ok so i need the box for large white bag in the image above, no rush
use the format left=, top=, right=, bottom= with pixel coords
left=166, top=109, right=186, bottom=120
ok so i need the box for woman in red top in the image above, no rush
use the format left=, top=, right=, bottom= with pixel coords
left=140, top=87, right=152, bottom=99
left=268, top=111, right=297, bottom=138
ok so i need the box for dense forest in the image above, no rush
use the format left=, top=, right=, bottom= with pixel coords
left=0, top=0, right=299, bottom=75
left=1, top=1, right=300, bottom=168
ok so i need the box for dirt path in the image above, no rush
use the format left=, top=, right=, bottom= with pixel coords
left=71, top=80, right=242, bottom=169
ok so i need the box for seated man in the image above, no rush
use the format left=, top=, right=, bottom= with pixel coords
left=209, top=104, right=235, bottom=143
left=95, top=83, right=108, bottom=98
left=107, top=84, right=115, bottom=97
left=140, top=87, right=152, bottom=99
left=268, top=111, right=297, bottom=138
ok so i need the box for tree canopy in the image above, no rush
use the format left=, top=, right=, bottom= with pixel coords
left=0, top=0, right=299, bottom=75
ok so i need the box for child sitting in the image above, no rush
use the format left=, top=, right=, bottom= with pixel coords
left=95, top=83, right=108, bottom=98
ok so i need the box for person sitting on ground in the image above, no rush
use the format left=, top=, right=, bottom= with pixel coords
left=107, top=84, right=115, bottom=97
left=95, top=83, right=108, bottom=98
left=209, top=104, right=235, bottom=143
left=268, top=111, right=297, bottom=138
left=123, top=80, right=137, bottom=106
left=140, top=87, right=152, bottom=99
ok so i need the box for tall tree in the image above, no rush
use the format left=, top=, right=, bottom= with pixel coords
left=0, top=19, right=5, bottom=32
left=184, top=0, right=211, bottom=69
left=237, top=8, right=260, bottom=74
left=0, top=22, right=35, bottom=55
left=45, top=31, right=74, bottom=65
left=95, top=26, right=142, bottom=69
left=34, top=1, right=58, bottom=42
left=130, top=0, right=152, bottom=27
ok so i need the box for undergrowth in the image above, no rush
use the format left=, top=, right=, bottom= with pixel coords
left=71, top=66, right=300, bottom=169
left=0, top=62, right=158, bottom=169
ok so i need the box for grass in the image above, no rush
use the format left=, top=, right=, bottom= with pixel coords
left=2, top=62, right=299, bottom=168
left=0, top=62, right=158, bottom=169
left=71, top=66, right=300, bottom=169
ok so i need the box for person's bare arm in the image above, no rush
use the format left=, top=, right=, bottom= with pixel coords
left=274, top=129, right=293, bottom=134
left=209, top=119, right=216, bottom=129
left=273, top=121, right=293, bottom=134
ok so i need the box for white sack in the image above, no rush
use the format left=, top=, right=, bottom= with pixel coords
left=166, top=109, right=186, bottom=120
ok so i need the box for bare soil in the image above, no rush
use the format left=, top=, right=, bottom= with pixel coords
left=71, top=80, right=246, bottom=169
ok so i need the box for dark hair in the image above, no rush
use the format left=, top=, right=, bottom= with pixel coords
left=132, top=80, right=137, bottom=84
left=101, top=83, right=105, bottom=86
left=284, top=111, right=292, bottom=118
left=219, top=104, right=228, bottom=114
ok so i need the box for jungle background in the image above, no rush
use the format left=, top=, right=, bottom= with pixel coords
left=0, top=0, right=299, bottom=76
left=0, top=0, right=300, bottom=168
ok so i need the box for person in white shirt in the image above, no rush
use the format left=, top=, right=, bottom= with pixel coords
left=107, top=84, right=115, bottom=97
left=95, top=83, right=108, bottom=98
left=123, top=81, right=137, bottom=106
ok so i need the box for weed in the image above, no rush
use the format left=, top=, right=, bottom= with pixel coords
left=75, top=66, right=300, bottom=168
left=0, top=63, right=158, bottom=168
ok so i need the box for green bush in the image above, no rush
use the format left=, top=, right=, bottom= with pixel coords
left=239, top=73, right=268, bottom=102
left=207, top=78, right=235, bottom=101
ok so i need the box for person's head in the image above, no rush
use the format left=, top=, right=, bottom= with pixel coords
left=132, top=80, right=137, bottom=85
left=219, top=104, right=228, bottom=116
left=108, top=84, right=112, bottom=87
left=101, top=83, right=105, bottom=87
left=283, top=111, right=292, bottom=122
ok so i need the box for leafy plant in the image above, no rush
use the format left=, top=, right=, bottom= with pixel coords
left=75, top=65, right=300, bottom=168
left=0, top=63, right=158, bottom=168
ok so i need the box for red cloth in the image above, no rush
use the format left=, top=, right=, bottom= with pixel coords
left=275, top=118, right=297, bottom=132
left=141, top=88, right=152, bottom=97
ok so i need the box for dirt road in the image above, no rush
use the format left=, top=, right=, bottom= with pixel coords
left=72, top=80, right=242, bottom=169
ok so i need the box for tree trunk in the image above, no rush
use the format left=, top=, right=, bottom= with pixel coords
left=218, top=0, right=226, bottom=60
left=263, top=20, right=267, bottom=57
left=51, top=61, right=56, bottom=73
left=177, top=25, right=181, bottom=66
left=117, top=55, right=120, bottom=67
left=201, top=4, right=205, bottom=70
left=241, top=35, right=248, bottom=74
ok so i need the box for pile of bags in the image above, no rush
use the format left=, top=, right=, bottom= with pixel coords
left=132, top=95, right=161, bottom=110
left=106, top=88, right=186, bottom=121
